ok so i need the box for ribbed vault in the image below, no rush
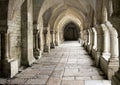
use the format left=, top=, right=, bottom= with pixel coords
left=33, top=0, right=96, bottom=30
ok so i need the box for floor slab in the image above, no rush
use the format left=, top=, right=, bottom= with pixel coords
left=0, top=41, right=111, bottom=85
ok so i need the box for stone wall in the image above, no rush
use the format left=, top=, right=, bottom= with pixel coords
left=8, top=9, right=21, bottom=67
left=0, top=0, right=36, bottom=77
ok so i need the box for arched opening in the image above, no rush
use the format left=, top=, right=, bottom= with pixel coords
left=0, top=0, right=9, bottom=77
left=21, top=0, right=35, bottom=67
left=63, top=22, right=80, bottom=41
left=21, top=0, right=28, bottom=66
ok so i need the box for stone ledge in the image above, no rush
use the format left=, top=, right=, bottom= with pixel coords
left=2, top=59, right=18, bottom=78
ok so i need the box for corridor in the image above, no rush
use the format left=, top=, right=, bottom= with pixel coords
left=1, top=41, right=111, bottom=85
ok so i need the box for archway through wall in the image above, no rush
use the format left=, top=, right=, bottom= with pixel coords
left=64, top=22, right=80, bottom=41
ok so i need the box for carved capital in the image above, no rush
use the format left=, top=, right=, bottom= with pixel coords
left=33, top=29, right=39, bottom=35
left=43, top=30, right=48, bottom=34
left=55, top=31, right=57, bottom=34
left=50, top=30, right=54, bottom=34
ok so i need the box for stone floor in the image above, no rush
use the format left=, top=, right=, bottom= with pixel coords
left=0, top=41, right=111, bottom=85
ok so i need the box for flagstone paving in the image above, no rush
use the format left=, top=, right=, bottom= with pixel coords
left=0, top=41, right=111, bottom=85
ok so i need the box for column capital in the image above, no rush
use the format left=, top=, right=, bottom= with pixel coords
left=50, top=30, right=54, bottom=34
left=33, top=22, right=37, bottom=29
left=54, top=31, right=57, bottom=34
left=43, top=29, right=48, bottom=34
left=33, top=29, right=39, bottom=35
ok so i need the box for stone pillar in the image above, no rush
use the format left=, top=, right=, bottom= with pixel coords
left=100, top=24, right=111, bottom=77
left=87, top=28, right=94, bottom=54
left=61, top=31, right=64, bottom=43
left=112, top=38, right=120, bottom=85
left=50, top=31, right=55, bottom=48
left=83, top=30, right=89, bottom=48
left=79, top=31, right=84, bottom=46
left=59, top=31, right=64, bottom=43
left=78, top=32, right=81, bottom=43
left=91, top=27, right=98, bottom=65
left=21, top=0, right=35, bottom=66
left=94, top=25, right=104, bottom=67
left=101, top=24, right=111, bottom=60
left=43, top=29, right=50, bottom=53
left=86, top=30, right=89, bottom=47
left=87, top=29, right=90, bottom=51
left=33, top=29, right=41, bottom=59
left=105, top=21, right=119, bottom=80
left=54, top=31, right=58, bottom=46
left=1, top=32, right=18, bottom=78
left=86, top=30, right=89, bottom=45
left=111, top=19, right=120, bottom=85
left=92, top=27, right=97, bottom=50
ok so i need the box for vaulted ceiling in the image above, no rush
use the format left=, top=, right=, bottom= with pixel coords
left=33, top=0, right=97, bottom=30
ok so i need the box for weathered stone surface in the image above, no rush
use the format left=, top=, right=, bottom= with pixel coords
left=25, top=79, right=47, bottom=84
left=47, top=78, right=61, bottom=85
left=62, top=77, right=75, bottom=80
left=85, top=80, right=111, bottom=85
left=7, top=78, right=27, bottom=84
left=1, top=41, right=108, bottom=85
left=0, top=0, right=119, bottom=85
left=61, top=80, right=84, bottom=85
left=0, top=78, right=7, bottom=84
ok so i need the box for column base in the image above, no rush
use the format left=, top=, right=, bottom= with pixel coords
left=87, top=45, right=92, bottom=54
left=50, top=43, right=55, bottom=48
left=100, top=52, right=111, bottom=77
left=44, top=45, right=50, bottom=53
left=79, top=39, right=84, bottom=46
left=108, top=57, right=119, bottom=80
left=102, top=52, right=111, bottom=61
left=2, top=59, right=18, bottom=78
left=55, top=41, right=58, bottom=46
left=22, top=55, right=36, bottom=67
left=83, top=43, right=87, bottom=49
left=78, top=38, right=81, bottom=43
left=112, top=70, right=120, bottom=85
left=92, top=50, right=101, bottom=67
left=34, top=49, right=42, bottom=59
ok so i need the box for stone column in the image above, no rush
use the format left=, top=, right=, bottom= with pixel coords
left=21, top=0, right=35, bottom=67
left=112, top=37, right=120, bottom=85
left=91, top=27, right=98, bottom=65
left=59, top=31, right=64, bottom=43
left=92, top=27, right=97, bottom=50
left=50, top=31, right=55, bottom=48
left=43, top=29, right=50, bottom=53
left=78, top=32, right=81, bottom=43
left=105, top=21, right=119, bottom=80
left=92, top=25, right=104, bottom=67
left=87, top=28, right=94, bottom=54
left=54, top=31, right=58, bottom=46
left=83, top=30, right=89, bottom=49
left=101, top=24, right=111, bottom=60
left=79, top=31, right=84, bottom=46
left=33, top=29, right=41, bottom=59
left=87, top=29, right=90, bottom=51
left=1, top=32, right=18, bottom=78
left=86, top=30, right=89, bottom=47
left=101, top=24, right=111, bottom=77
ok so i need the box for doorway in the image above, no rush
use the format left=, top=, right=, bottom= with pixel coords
left=64, top=22, right=79, bottom=41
